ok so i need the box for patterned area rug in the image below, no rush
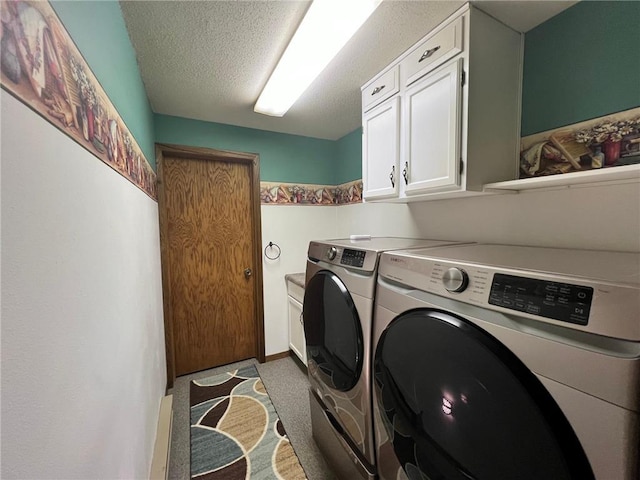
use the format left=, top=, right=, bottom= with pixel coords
left=190, top=365, right=307, bottom=479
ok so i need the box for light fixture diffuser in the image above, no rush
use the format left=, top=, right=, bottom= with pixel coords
left=254, top=0, right=383, bottom=117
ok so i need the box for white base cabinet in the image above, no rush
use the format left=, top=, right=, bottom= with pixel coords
left=286, top=280, right=306, bottom=366
left=361, top=3, right=523, bottom=202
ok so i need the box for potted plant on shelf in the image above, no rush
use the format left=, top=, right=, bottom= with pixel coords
left=575, top=118, right=640, bottom=165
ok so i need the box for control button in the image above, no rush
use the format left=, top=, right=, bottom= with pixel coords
left=526, top=305, right=541, bottom=314
left=577, top=291, right=587, bottom=300
left=442, top=268, right=469, bottom=293
left=327, top=247, right=337, bottom=260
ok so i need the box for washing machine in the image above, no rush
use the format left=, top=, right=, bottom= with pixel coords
left=303, top=237, right=469, bottom=480
left=372, top=243, right=640, bottom=480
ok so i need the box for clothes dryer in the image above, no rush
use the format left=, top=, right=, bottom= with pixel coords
left=372, top=244, right=640, bottom=480
left=303, top=237, right=469, bottom=480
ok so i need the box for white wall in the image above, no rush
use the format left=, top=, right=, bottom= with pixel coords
left=261, top=205, right=336, bottom=356
left=408, top=184, right=640, bottom=252
left=334, top=184, right=640, bottom=252
left=1, top=92, right=166, bottom=478
left=262, top=168, right=639, bottom=360
left=335, top=202, right=421, bottom=239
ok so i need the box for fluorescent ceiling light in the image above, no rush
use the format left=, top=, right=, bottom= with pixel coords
left=254, top=0, right=383, bottom=117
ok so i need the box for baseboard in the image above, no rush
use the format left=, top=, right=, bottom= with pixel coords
left=289, top=351, right=308, bottom=372
left=150, top=394, right=173, bottom=480
left=265, top=350, right=292, bottom=362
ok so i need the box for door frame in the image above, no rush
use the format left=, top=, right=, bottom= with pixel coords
left=156, top=143, right=265, bottom=388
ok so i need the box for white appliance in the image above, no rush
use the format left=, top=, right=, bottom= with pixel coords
left=303, top=237, right=469, bottom=479
left=372, top=244, right=640, bottom=480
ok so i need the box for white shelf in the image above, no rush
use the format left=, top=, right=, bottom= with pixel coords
left=483, top=164, right=640, bottom=192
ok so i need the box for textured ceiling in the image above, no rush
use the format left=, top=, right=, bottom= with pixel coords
left=121, top=1, right=577, bottom=141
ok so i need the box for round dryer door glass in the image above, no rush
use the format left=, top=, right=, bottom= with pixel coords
left=303, top=270, right=363, bottom=392
left=374, top=309, right=594, bottom=480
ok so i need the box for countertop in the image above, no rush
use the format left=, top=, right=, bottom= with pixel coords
left=285, top=272, right=305, bottom=289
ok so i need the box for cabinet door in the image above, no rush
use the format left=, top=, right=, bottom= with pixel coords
left=403, top=59, right=462, bottom=195
left=362, top=96, right=400, bottom=200
left=288, top=296, right=306, bottom=366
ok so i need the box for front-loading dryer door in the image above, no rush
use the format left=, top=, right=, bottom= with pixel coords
left=373, top=308, right=594, bottom=480
left=304, top=270, right=364, bottom=392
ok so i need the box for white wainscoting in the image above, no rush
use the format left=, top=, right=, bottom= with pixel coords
left=1, top=91, right=166, bottom=479
left=261, top=205, right=337, bottom=356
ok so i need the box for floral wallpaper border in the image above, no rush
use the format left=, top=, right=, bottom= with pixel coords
left=260, top=179, right=363, bottom=205
left=0, top=0, right=157, bottom=199
left=520, top=106, right=640, bottom=179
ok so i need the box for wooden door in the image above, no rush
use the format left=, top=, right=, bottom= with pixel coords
left=157, top=144, right=264, bottom=384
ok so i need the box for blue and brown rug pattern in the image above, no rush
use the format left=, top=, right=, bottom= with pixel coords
left=190, top=365, right=307, bottom=479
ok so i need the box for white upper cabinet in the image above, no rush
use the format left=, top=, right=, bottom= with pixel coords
left=403, top=59, right=462, bottom=194
left=404, top=16, right=463, bottom=87
left=361, top=4, right=523, bottom=202
left=362, top=96, right=400, bottom=199
left=361, top=65, right=399, bottom=113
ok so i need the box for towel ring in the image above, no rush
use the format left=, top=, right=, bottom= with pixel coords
left=264, top=241, right=281, bottom=260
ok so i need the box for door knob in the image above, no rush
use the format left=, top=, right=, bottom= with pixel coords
left=244, top=268, right=252, bottom=278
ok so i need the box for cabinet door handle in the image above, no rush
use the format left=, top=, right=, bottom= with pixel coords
left=419, top=45, right=440, bottom=62
left=299, top=312, right=304, bottom=324
left=371, top=85, right=386, bottom=96
left=402, top=162, right=409, bottom=184
left=389, top=165, right=395, bottom=187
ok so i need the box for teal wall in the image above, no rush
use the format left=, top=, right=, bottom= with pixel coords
left=335, top=128, right=363, bottom=184
left=154, top=114, right=338, bottom=184
left=48, top=1, right=640, bottom=176
left=522, top=1, right=640, bottom=136
left=332, top=2, right=640, bottom=177
left=51, top=1, right=156, bottom=168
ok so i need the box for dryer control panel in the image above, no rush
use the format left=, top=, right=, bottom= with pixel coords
left=489, top=274, right=593, bottom=325
left=307, top=241, right=378, bottom=272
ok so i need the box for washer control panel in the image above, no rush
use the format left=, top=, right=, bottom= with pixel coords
left=442, top=267, right=469, bottom=292
left=340, top=248, right=366, bottom=267
left=489, top=274, right=593, bottom=325
left=379, top=249, right=640, bottom=340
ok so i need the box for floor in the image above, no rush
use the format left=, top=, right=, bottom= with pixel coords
left=167, top=355, right=337, bottom=480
